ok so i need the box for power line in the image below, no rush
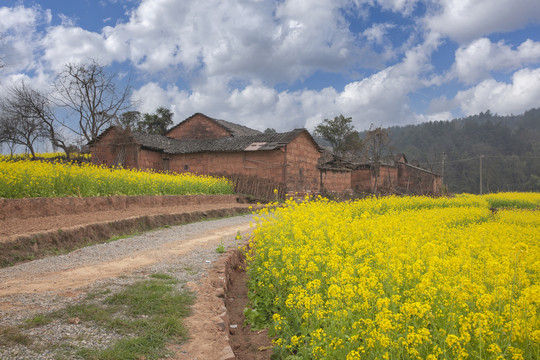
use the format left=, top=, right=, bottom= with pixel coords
left=414, top=154, right=540, bottom=167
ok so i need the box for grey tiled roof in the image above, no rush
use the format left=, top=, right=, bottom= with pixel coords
left=133, top=128, right=319, bottom=154
left=214, top=119, right=262, bottom=136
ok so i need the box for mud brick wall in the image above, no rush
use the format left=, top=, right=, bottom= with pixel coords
left=90, top=128, right=139, bottom=169
left=169, top=150, right=285, bottom=183
left=138, top=149, right=164, bottom=171
left=378, top=166, right=399, bottom=189
left=90, top=128, right=120, bottom=166
left=320, top=169, right=352, bottom=193
left=167, top=114, right=231, bottom=139
left=398, top=163, right=441, bottom=195
left=351, top=168, right=372, bottom=192
left=283, top=132, right=321, bottom=194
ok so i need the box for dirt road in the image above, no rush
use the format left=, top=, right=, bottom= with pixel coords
left=0, top=221, right=252, bottom=297
left=0, top=213, right=267, bottom=360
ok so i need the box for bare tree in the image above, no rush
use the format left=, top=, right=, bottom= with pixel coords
left=53, top=59, right=132, bottom=144
left=8, top=82, right=76, bottom=158
left=0, top=86, right=47, bottom=157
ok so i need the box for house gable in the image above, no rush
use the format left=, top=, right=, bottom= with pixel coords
left=166, top=113, right=231, bottom=139
left=165, top=113, right=261, bottom=140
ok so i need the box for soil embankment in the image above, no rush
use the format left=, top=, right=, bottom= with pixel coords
left=0, top=194, right=253, bottom=267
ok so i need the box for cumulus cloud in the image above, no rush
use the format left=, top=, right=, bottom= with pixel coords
left=425, top=0, right=540, bottom=43
left=453, top=38, right=540, bottom=83
left=363, top=23, right=395, bottom=45
left=41, top=26, right=114, bottom=70
left=375, top=0, right=420, bottom=16
left=131, top=31, right=441, bottom=132
left=109, top=0, right=368, bottom=82
left=0, top=5, right=50, bottom=73
left=30, top=0, right=385, bottom=84
left=454, top=67, right=540, bottom=115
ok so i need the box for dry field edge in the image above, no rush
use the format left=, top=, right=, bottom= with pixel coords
left=0, top=194, right=254, bottom=267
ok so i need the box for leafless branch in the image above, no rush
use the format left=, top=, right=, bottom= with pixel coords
left=53, top=59, right=132, bottom=144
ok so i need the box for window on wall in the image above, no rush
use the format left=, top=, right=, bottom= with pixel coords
left=184, top=164, right=189, bottom=171
left=299, top=168, right=303, bottom=177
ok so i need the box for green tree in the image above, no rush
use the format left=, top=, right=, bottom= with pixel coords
left=119, top=110, right=143, bottom=131
left=140, top=107, right=173, bottom=135
left=313, top=114, right=362, bottom=160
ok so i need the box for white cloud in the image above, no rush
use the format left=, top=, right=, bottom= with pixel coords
left=35, top=0, right=377, bottom=83
left=131, top=32, right=441, bottom=132
left=375, top=0, right=419, bottom=16
left=58, top=13, right=77, bottom=27
left=425, top=0, right=540, bottom=43
left=0, top=5, right=50, bottom=73
left=41, top=26, right=113, bottom=70
left=454, top=67, right=540, bottom=115
left=453, top=38, right=540, bottom=83
left=363, top=23, right=395, bottom=45
left=415, top=111, right=454, bottom=122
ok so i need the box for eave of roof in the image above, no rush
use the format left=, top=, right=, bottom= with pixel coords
left=132, top=128, right=319, bottom=154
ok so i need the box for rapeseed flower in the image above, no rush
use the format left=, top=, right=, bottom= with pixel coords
left=246, top=193, right=540, bottom=359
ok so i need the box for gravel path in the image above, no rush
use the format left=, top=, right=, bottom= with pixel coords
left=0, top=213, right=255, bottom=360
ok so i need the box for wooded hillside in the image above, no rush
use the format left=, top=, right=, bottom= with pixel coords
left=385, top=108, right=540, bottom=194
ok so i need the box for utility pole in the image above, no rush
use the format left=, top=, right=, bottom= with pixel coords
left=479, top=155, right=484, bottom=195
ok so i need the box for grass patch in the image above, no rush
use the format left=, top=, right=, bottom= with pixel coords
left=38, top=274, right=195, bottom=360
left=216, top=241, right=225, bottom=254
left=24, top=313, right=53, bottom=328
left=149, top=273, right=175, bottom=280
left=0, top=326, right=32, bottom=346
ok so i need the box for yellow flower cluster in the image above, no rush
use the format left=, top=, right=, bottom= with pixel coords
left=0, top=152, right=91, bottom=160
left=246, top=193, right=540, bottom=359
left=0, top=158, right=233, bottom=198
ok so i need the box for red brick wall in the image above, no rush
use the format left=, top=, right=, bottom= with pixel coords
left=351, top=168, right=372, bottom=192
left=167, top=150, right=285, bottom=184
left=398, top=164, right=441, bottom=195
left=138, top=149, right=164, bottom=171
left=378, top=166, right=398, bottom=189
left=90, top=128, right=140, bottom=169
left=351, top=165, right=398, bottom=193
left=283, top=132, right=321, bottom=194
left=166, top=114, right=231, bottom=139
left=320, top=169, right=351, bottom=193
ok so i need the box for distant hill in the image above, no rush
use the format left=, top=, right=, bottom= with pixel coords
left=383, top=108, right=540, bottom=194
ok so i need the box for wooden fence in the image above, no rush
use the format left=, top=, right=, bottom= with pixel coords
left=219, top=174, right=285, bottom=201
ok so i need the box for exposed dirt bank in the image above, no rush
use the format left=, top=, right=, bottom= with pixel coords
left=175, top=249, right=272, bottom=360
left=0, top=195, right=253, bottom=267
left=0, top=194, right=239, bottom=220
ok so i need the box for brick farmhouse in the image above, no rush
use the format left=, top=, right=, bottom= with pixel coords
left=90, top=113, right=441, bottom=198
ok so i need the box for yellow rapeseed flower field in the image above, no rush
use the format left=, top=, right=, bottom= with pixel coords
left=246, top=193, right=540, bottom=359
left=0, top=158, right=233, bottom=198
left=0, top=152, right=91, bottom=160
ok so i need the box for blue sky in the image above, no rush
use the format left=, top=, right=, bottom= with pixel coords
left=1, top=0, right=540, bottom=135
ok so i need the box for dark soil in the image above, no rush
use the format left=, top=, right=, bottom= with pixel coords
left=226, top=254, right=273, bottom=360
